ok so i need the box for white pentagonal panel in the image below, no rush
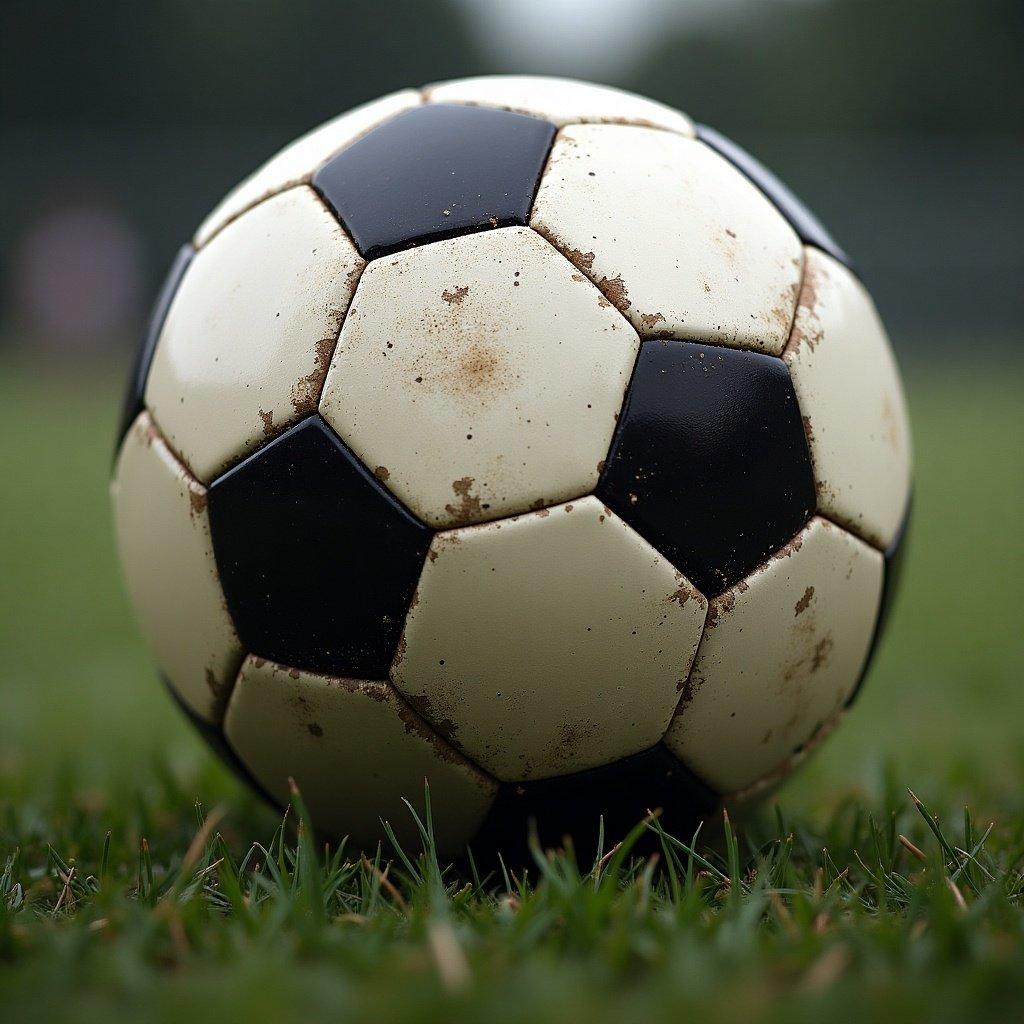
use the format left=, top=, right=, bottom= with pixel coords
left=425, top=75, right=694, bottom=135
left=531, top=125, right=803, bottom=352
left=784, top=249, right=912, bottom=549
left=194, top=90, right=420, bottom=247
left=725, top=713, right=846, bottom=809
left=664, top=517, right=882, bottom=794
left=319, top=227, right=639, bottom=527
left=111, top=413, right=242, bottom=723
left=392, top=497, right=707, bottom=781
left=146, top=186, right=364, bottom=483
left=224, top=657, right=496, bottom=855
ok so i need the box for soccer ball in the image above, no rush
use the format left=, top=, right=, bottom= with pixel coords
left=112, top=76, right=911, bottom=860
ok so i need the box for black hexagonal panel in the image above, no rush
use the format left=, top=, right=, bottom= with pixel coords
left=114, top=244, right=193, bottom=456
left=697, top=124, right=852, bottom=270
left=312, top=103, right=556, bottom=260
left=471, top=745, right=719, bottom=867
left=208, top=415, right=432, bottom=679
left=596, top=341, right=816, bottom=597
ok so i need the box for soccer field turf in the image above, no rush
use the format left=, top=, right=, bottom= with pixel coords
left=1, top=350, right=1022, bottom=1022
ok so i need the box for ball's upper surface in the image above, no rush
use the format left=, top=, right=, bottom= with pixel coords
left=111, top=76, right=912, bottom=859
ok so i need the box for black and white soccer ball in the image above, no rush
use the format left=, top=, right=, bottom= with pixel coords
left=112, top=77, right=911, bottom=859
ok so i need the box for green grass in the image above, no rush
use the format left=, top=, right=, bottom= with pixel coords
left=1, top=350, right=1023, bottom=1022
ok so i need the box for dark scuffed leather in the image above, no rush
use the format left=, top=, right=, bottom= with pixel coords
left=208, top=415, right=432, bottom=679
left=597, top=340, right=816, bottom=597
left=470, top=744, right=719, bottom=867
left=313, top=103, right=556, bottom=260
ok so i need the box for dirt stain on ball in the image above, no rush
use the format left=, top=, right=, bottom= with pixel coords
left=445, top=476, right=482, bottom=520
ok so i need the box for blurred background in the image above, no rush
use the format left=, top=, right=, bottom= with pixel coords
left=1, top=0, right=1022, bottom=816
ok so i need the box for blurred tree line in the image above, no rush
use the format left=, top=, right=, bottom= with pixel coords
left=4, top=0, right=1018, bottom=134
left=631, top=0, right=1023, bottom=136
left=1, top=0, right=1021, bottom=348
left=2, top=0, right=484, bottom=127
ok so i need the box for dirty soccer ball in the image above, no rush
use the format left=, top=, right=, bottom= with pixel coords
left=112, top=76, right=911, bottom=860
